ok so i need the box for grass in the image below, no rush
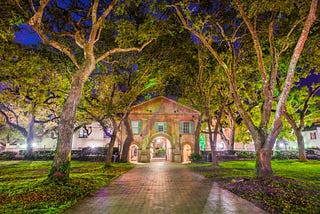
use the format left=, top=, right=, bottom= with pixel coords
left=0, top=161, right=134, bottom=214
left=189, top=160, right=320, bottom=214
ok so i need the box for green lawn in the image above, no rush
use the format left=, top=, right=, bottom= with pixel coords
left=189, top=160, right=320, bottom=213
left=0, top=161, right=134, bottom=213
left=219, top=160, right=320, bottom=184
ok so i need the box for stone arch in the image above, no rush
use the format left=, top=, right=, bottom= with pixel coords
left=147, top=132, right=174, bottom=162
left=148, top=132, right=174, bottom=147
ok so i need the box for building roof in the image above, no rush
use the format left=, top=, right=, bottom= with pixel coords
left=130, top=96, right=200, bottom=115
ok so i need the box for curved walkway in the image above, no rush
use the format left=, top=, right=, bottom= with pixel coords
left=64, top=161, right=267, bottom=214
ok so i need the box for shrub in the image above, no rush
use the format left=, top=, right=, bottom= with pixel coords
left=0, top=151, right=17, bottom=160
left=80, top=147, right=105, bottom=161
left=32, top=151, right=55, bottom=160
left=189, top=153, right=203, bottom=163
left=235, top=151, right=255, bottom=159
left=305, top=148, right=320, bottom=160
left=273, top=150, right=298, bottom=160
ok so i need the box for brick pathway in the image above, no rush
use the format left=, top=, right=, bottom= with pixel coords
left=64, top=161, right=267, bottom=214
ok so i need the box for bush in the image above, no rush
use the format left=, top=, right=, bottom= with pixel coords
left=80, top=147, right=106, bottom=161
left=189, top=153, right=203, bottom=163
left=32, top=151, right=55, bottom=160
left=235, top=151, right=256, bottom=159
left=305, top=148, right=320, bottom=160
left=273, top=150, right=298, bottom=160
left=0, top=151, right=17, bottom=160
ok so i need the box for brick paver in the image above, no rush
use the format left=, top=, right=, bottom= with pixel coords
left=64, top=161, right=267, bottom=214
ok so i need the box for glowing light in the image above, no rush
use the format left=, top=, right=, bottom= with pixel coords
left=279, top=142, right=285, bottom=149
left=220, top=142, right=225, bottom=149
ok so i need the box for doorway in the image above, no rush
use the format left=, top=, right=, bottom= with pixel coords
left=183, top=144, right=192, bottom=163
left=129, top=144, right=139, bottom=162
left=150, top=136, right=172, bottom=161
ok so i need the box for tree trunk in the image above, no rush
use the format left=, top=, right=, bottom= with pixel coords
left=229, top=123, right=235, bottom=150
left=25, top=114, right=35, bottom=159
left=104, top=118, right=118, bottom=167
left=283, top=110, right=307, bottom=161
left=120, top=114, right=133, bottom=162
left=48, top=70, right=91, bottom=181
left=206, top=107, right=217, bottom=166
left=255, top=147, right=273, bottom=178
left=296, top=130, right=307, bottom=161
left=194, top=113, right=203, bottom=154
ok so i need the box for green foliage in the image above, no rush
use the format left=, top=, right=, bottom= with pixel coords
left=0, top=161, right=134, bottom=213
left=235, top=151, right=256, bottom=159
left=0, top=44, right=70, bottom=149
left=273, top=150, right=299, bottom=160
left=189, top=153, right=203, bottom=163
left=0, top=151, right=17, bottom=160
left=18, top=150, right=55, bottom=160
left=0, top=1, right=24, bottom=42
left=157, top=148, right=166, bottom=155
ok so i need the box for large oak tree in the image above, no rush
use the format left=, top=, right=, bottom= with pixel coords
left=173, top=0, right=318, bottom=177
left=15, top=0, right=157, bottom=180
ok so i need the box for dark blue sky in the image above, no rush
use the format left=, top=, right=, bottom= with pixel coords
left=14, top=24, right=41, bottom=45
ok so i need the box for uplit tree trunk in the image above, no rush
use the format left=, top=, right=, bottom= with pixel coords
left=219, top=105, right=236, bottom=151
left=296, top=131, right=307, bottom=161
left=255, top=147, right=273, bottom=177
left=194, top=113, right=203, bottom=154
left=205, top=105, right=218, bottom=166
left=49, top=68, right=93, bottom=180
left=211, top=95, right=228, bottom=166
left=120, top=114, right=133, bottom=162
left=283, top=86, right=320, bottom=162
left=229, top=123, right=235, bottom=150
left=104, top=118, right=118, bottom=167
left=283, top=110, right=307, bottom=161
left=226, top=106, right=236, bottom=150
left=25, top=114, right=35, bottom=159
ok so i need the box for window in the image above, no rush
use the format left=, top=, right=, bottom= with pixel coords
left=180, top=121, right=194, bottom=134
left=310, top=132, right=317, bottom=140
left=155, top=122, right=167, bottom=132
left=183, top=122, right=190, bottom=133
left=131, top=121, right=142, bottom=135
left=79, top=129, right=88, bottom=138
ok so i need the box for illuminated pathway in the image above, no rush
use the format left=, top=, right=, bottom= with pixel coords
left=64, top=161, right=267, bottom=214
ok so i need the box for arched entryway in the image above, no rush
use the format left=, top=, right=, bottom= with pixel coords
left=182, top=143, right=192, bottom=163
left=149, top=134, right=172, bottom=162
